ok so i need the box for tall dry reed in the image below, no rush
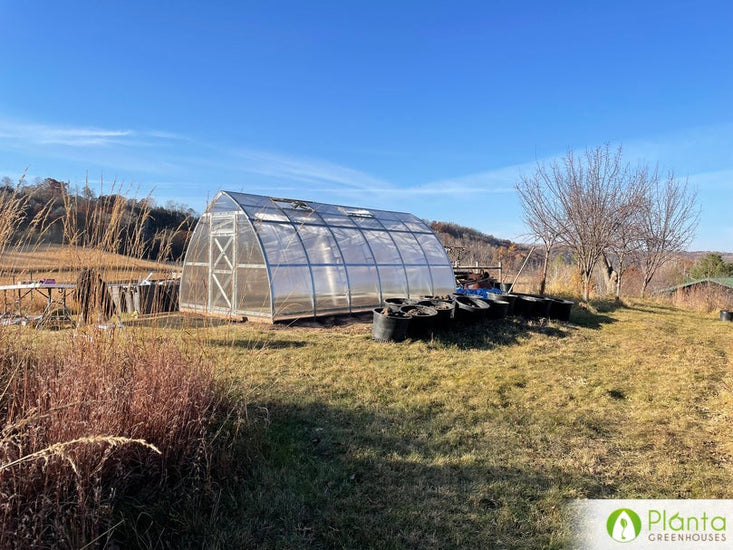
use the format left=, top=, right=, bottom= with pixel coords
left=0, top=178, right=234, bottom=548
left=0, top=326, right=220, bottom=549
left=665, top=285, right=733, bottom=313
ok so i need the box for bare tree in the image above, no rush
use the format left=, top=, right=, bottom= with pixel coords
left=522, top=145, right=630, bottom=301
left=637, top=172, right=698, bottom=297
left=516, top=173, right=561, bottom=295
left=601, top=166, right=651, bottom=299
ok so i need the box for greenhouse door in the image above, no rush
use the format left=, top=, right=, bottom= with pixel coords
left=208, top=213, right=237, bottom=314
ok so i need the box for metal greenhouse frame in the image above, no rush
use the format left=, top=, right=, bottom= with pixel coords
left=179, top=191, right=455, bottom=322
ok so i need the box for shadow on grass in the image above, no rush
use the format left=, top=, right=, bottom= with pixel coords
left=206, top=338, right=309, bottom=350
left=187, top=400, right=623, bottom=549
left=123, top=312, right=231, bottom=329
left=430, top=317, right=570, bottom=350
left=569, top=307, right=617, bottom=330
left=624, top=302, right=684, bottom=315
left=285, top=312, right=373, bottom=330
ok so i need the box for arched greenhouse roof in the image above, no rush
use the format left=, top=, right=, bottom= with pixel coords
left=180, top=191, right=456, bottom=322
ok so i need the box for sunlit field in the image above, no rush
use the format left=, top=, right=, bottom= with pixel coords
left=120, top=298, right=731, bottom=549
left=1, top=204, right=731, bottom=547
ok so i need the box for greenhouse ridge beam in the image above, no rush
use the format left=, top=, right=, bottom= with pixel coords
left=179, top=191, right=456, bottom=322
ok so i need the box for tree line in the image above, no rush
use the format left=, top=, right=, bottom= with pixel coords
left=0, top=176, right=198, bottom=262
left=516, top=145, right=699, bottom=301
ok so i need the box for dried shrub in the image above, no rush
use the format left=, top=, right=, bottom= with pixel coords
left=0, top=327, right=221, bottom=549
left=665, top=286, right=733, bottom=314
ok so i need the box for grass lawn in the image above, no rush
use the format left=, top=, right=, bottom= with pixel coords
left=142, top=300, right=733, bottom=549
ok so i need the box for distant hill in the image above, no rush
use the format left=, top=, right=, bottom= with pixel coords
left=429, top=220, right=532, bottom=270
left=682, top=251, right=733, bottom=263
left=1, top=177, right=198, bottom=262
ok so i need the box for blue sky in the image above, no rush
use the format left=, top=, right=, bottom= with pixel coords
left=1, top=1, right=731, bottom=251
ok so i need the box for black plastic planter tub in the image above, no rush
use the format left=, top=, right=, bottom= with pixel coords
left=484, top=292, right=518, bottom=316
left=515, top=295, right=551, bottom=318
left=548, top=299, right=574, bottom=322
left=452, top=295, right=486, bottom=324
left=465, top=296, right=492, bottom=320
left=400, top=304, right=439, bottom=338
left=383, top=297, right=416, bottom=312
left=372, top=308, right=411, bottom=342
left=486, top=299, right=510, bottom=320
left=417, top=299, right=454, bottom=328
left=721, top=310, right=733, bottom=322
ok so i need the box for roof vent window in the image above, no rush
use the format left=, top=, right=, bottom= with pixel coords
left=341, top=208, right=373, bottom=218
left=271, top=197, right=313, bottom=211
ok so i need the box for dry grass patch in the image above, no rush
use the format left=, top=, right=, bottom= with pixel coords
left=0, top=326, right=234, bottom=549
left=178, top=300, right=733, bottom=548
left=0, top=244, right=174, bottom=284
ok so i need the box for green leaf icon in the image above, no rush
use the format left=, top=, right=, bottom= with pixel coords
left=620, top=518, right=628, bottom=540
left=607, top=509, right=642, bottom=543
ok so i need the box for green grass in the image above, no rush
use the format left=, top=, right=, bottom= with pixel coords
left=134, top=300, right=733, bottom=549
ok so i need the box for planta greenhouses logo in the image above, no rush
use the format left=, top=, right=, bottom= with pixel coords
left=607, top=508, right=642, bottom=543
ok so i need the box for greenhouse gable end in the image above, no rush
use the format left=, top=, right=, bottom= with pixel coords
left=180, top=191, right=455, bottom=322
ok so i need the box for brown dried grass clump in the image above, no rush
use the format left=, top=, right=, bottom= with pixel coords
left=666, top=285, right=733, bottom=314
left=0, top=327, right=220, bottom=549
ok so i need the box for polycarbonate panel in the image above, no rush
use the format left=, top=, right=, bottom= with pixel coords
left=363, top=230, right=401, bottom=264
left=297, top=225, right=341, bottom=265
left=317, top=213, right=356, bottom=227
left=237, top=267, right=271, bottom=315
left=257, top=222, right=308, bottom=265
left=227, top=192, right=271, bottom=208
left=248, top=207, right=289, bottom=223
left=184, top=218, right=209, bottom=264
left=391, top=232, right=427, bottom=264
left=210, top=194, right=240, bottom=212
left=429, top=265, right=457, bottom=295
left=285, top=209, right=321, bottom=225
left=415, top=233, right=450, bottom=264
left=352, top=216, right=385, bottom=229
left=379, top=218, right=410, bottom=231
left=378, top=265, right=408, bottom=298
left=402, top=219, right=431, bottom=233
left=329, top=227, right=375, bottom=264
left=210, top=214, right=236, bottom=235
left=179, top=265, right=208, bottom=311
left=405, top=266, right=433, bottom=297
left=180, top=218, right=210, bottom=308
left=271, top=266, right=314, bottom=317
left=311, top=266, right=349, bottom=311
left=372, top=208, right=398, bottom=219
left=346, top=265, right=381, bottom=308
left=392, top=212, right=428, bottom=231
left=235, top=216, right=266, bottom=267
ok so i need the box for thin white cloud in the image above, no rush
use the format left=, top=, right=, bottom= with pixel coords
left=410, top=164, right=528, bottom=196
left=622, top=122, right=733, bottom=174
left=687, top=168, right=733, bottom=190
left=232, top=149, right=395, bottom=192
left=0, top=117, right=186, bottom=148
left=0, top=120, right=132, bottom=147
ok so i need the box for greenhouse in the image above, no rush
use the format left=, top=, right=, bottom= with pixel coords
left=179, top=191, right=456, bottom=322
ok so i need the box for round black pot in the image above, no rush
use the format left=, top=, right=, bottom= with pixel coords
left=485, top=292, right=518, bottom=316
left=548, top=299, right=574, bottom=322
left=515, top=295, right=551, bottom=318
left=417, top=299, right=454, bottom=328
left=486, top=299, right=510, bottom=320
left=400, top=304, right=439, bottom=338
left=383, top=297, right=416, bottom=312
left=372, top=308, right=410, bottom=342
left=452, top=295, right=483, bottom=324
